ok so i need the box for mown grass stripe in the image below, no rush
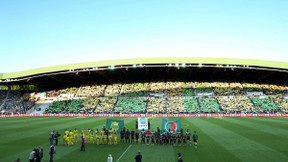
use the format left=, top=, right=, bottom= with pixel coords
left=209, top=117, right=288, bottom=156
left=196, top=118, right=288, bottom=161
left=218, top=117, right=288, bottom=138
left=0, top=117, right=108, bottom=161
left=184, top=118, right=241, bottom=162
left=234, top=117, right=288, bottom=129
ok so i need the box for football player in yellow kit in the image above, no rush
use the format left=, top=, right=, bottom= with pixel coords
left=90, top=129, right=94, bottom=144
left=100, top=128, right=105, bottom=144
left=87, top=129, right=91, bottom=143
left=66, top=134, right=70, bottom=146
left=113, top=130, right=118, bottom=145
left=69, top=130, right=74, bottom=145
left=65, top=129, right=69, bottom=136
left=81, top=128, right=85, bottom=137
left=74, top=128, right=78, bottom=143
left=95, top=129, right=100, bottom=145
left=63, top=134, right=67, bottom=145
left=108, top=128, right=113, bottom=145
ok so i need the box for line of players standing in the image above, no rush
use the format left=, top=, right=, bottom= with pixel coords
left=63, top=127, right=118, bottom=146
left=120, top=128, right=198, bottom=146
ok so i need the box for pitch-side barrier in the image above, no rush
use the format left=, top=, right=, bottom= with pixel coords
left=0, top=113, right=288, bottom=118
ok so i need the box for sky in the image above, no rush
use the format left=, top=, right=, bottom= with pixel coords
left=0, top=0, right=287, bottom=73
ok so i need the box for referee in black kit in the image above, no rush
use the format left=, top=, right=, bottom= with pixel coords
left=134, top=150, right=142, bottom=162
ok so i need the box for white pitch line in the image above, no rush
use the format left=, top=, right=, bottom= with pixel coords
left=116, top=144, right=133, bottom=162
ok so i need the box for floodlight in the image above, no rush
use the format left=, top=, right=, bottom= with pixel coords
left=109, top=65, right=115, bottom=69
left=181, top=63, right=186, bottom=67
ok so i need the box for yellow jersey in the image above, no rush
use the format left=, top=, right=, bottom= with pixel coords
left=109, top=130, right=113, bottom=136
left=101, top=130, right=105, bottom=136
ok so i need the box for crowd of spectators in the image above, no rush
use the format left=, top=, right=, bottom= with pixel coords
left=269, top=95, right=288, bottom=113
left=150, top=81, right=166, bottom=93
left=1, top=91, right=35, bottom=114
left=114, top=97, right=147, bottom=113
left=261, top=84, right=288, bottom=95
left=218, top=96, right=254, bottom=113
left=104, top=83, right=122, bottom=96
left=250, top=96, right=279, bottom=113
left=121, top=83, right=149, bottom=97
left=80, top=97, right=100, bottom=113
left=194, top=82, right=212, bottom=94
left=146, top=97, right=166, bottom=113
left=95, top=98, right=117, bottom=113
left=183, top=97, right=199, bottom=113
left=166, top=81, right=184, bottom=96
left=45, top=99, right=84, bottom=114
left=198, top=97, right=221, bottom=113
left=75, top=84, right=106, bottom=97
left=0, top=90, right=8, bottom=105
left=60, top=87, right=78, bottom=95
left=2, top=81, right=287, bottom=114
left=242, top=83, right=262, bottom=92
left=166, top=97, right=184, bottom=114
left=211, top=82, right=244, bottom=96
left=76, top=85, right=91, bottom=97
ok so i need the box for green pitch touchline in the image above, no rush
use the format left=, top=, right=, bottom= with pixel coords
left=0, top=57, right=287, bottom=79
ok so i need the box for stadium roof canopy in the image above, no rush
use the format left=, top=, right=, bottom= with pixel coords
left=0, top=57, right=287, bottom=89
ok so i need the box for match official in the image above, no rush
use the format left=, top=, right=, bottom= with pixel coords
left=134, top=150, right=142, bottom=162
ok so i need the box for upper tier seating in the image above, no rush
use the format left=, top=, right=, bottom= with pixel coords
left=60, top=87, right=78, bottom=95
left=150, top=81, right=166, bottom=93
left=46, top=90, right=60, bottom=97
left=166, top=81, right=184, bottom=96
left=211, top=82, right=244, bottom=96
left=76, top=85, right=91, bottom=97
left=261, top=84, right=288, bottom=95
left=121, top=83, right=149, bottom=97
left=90, top=84, right=106, bottom=97
left=104, top=84, right=122, bottom=96
left=242, top=83, right=263, bottom=92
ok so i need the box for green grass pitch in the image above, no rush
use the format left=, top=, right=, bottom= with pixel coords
left=0, top=117, right=288, bottom=162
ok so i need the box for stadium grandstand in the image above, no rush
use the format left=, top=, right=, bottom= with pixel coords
left=0, top=57, right=287, bottom=115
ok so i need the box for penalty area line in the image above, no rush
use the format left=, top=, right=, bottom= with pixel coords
left=116, top=144, right=133, bottom=162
